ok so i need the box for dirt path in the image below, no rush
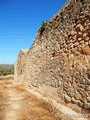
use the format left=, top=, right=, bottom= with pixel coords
left=0, top=79, right=63, bottom=120
left=0, top=79, right=89, bottom=120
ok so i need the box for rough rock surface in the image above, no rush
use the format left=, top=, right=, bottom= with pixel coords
left=15, top=0, right=90, bottom=110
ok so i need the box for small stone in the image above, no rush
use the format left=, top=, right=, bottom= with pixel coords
left=75, top=93, right=82, bottom=100
left=78, top=38, right=82, bottom=41
left=78, top=32, right=82, bottom=35
left=84, top=102, right=90, bottom=109
left=88, top=41, right=90, bottom=45
left=86, top=97, right=90, bottom=102
left=85, top=86, right=90, bottom=91
left=86, top=37, right=89, bottom=41
left=72, top=97, right=80, bottom=104
left=78, top=101, right=83, bottom=107
left=80, top=25, right=84, bottom=31
left=71, top=31, right=77, bottom=35
left=86, top=79, right=90, bottom=85
left=83, top=33, right=87, bottom=37
left=84, top=42, right=88, bottom=46
left=64, top=94, right=71, bottom=102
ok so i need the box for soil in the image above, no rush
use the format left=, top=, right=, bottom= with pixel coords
left=0, top=79, right=63, bottom=120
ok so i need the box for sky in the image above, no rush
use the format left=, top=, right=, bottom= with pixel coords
left=0, top=0, right=66, bottom=64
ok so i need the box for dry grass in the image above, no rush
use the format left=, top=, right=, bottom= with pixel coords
left=0, top=79, right=62, bottom=120
left=0, top=80, right=12, bottom=86
left=13, top=84, right=63, bottom=120
left=0, top=78, right=74, bottom=120
left=0, top=85, right=9, bottom=120
left=14, top=84, right=26, bottom=92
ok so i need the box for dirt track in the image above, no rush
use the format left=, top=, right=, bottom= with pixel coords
left=1, top=78, right=88, bottom=120
left=0, top=79, right=63, bottom=120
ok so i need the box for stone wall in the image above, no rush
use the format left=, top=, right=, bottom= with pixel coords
left=15, top=0, right=90, bottom=110
left=14, top=49, right=28, bottom=84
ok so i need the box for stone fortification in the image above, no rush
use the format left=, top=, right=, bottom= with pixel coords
left=15, top=0, right=90, bottom=110
left=14, top=49, right=28, bottom=83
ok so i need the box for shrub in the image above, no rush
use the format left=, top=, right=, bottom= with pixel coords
left=0, top=70, right=14, bottom=76
left=38, top=21, right=48, bottom=36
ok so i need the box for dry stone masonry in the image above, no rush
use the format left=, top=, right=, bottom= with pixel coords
left=14, top=49, right=28, bottom=83
left=15, top=0, right=90, bottom=111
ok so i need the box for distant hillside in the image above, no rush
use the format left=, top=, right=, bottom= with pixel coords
left=0, top=64, right=14, bottom=76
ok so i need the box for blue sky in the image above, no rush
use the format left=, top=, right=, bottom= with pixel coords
left=0, top=0, right=66, bottom=64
